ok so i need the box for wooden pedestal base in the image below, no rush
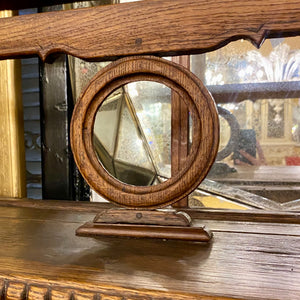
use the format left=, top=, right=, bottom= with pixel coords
left=76, top=209, right=213, bottom=242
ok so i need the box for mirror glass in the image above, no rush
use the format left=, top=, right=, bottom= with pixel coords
left=70, top=35, right=300, bottom=210
left=190, top=36, right=300, bottom=210
left=93, top=81, right=183, bottom=186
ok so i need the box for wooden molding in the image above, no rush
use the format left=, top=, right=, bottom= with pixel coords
left=76, top=222, right=212, bottom=242
left=0, top=11, right=26, bottom=198
left=0, top=276, right=234, bottom=300
left=0, top=0, right=299, bottom=61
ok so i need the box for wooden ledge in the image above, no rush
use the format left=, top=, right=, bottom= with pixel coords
left=0, top=198, right=300, bottom=224
left=0, top=199, right=298, bottom=299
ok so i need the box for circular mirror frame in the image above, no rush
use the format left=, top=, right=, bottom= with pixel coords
left=71, top=56, right=219, bottom=208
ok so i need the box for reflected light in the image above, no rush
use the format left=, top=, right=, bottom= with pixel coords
left=127, top=82, right=139, bottom=98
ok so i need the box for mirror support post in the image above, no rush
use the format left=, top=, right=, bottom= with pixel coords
left=171, top=56, right=190, bottom=208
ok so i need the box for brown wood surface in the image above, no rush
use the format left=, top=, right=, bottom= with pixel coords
left=76, top=222, right=212, bottom=241
left=93, top=209, right=192, bottom=226
left=186, top=208, right=300, bottom=224
left=0, top=0, right=78, bottom=10
left=71, top=56, right=219, bottom=208
left=1, top=198, right=300, bottom=224
left=0, top=0, right=300, bottom=61
left=0, top=200, right=299, bottom=299
left=172, top=56, right=190, bottom=208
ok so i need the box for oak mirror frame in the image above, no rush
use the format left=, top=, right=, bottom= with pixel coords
left=71, top=56, right=219, bottom=209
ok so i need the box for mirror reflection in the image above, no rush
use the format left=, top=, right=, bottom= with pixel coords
left=93, top=81, right=176, bottom=186
left=72, top=36, right=300, bottom=211
left=199, top=36, right=300, bottom=209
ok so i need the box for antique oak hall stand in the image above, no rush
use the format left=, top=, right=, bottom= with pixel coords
left=0, top=0, right=300, bottom=299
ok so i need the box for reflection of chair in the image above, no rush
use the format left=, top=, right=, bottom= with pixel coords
left=286, top=156, right=300, bottom=166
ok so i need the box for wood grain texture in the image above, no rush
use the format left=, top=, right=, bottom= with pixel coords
left=0, top=0, right=76, bottom=10
left=0, top=0, right=300, bottom=61
left=0, top=278, right=237, bottom=300
left=76, top=222, right=212, bottom=241
left=93, top=209, right=192, bottom=226
left=27, top=285, right=49, bottom=300
left=1, top=198, right=300, bottom=224
left=71, top=56, right=219, bottom=208
left=0, top=202, right=299, bottom=299
left=186, top=208, right=300, bottom=224
left=6, top=282, right=27, bottom=300
left=172, top=56, right=190, bottom=208
left=1, top=196, right=300, bottom=230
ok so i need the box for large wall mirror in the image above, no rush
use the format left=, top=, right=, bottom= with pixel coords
left=201, top=36, right=300, bottom=210
left=67, top=2, right=300, bottom=212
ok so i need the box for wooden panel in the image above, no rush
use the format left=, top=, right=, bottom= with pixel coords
left=39, top=5, right=73, bottom=200
left=0, top=202, right=299, bottom=299
left=39, top=5, right=90, bottom=201
left=40, top=54, right=74, bottom=200
left=0, top=0, right=300, bottom=61
left=0, top=11, right=26, bottom=198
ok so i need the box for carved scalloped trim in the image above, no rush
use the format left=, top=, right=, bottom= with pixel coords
left=0, top=0, right=299, bottom=62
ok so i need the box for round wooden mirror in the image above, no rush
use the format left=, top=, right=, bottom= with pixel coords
left=71, top=56, right=219, bottom=208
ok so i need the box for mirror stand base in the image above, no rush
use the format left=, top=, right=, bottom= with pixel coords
left=75, top=209, right=213, bottom=242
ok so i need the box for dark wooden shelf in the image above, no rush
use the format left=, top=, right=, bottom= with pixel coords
left=0, top=199, right=299, bottom=299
